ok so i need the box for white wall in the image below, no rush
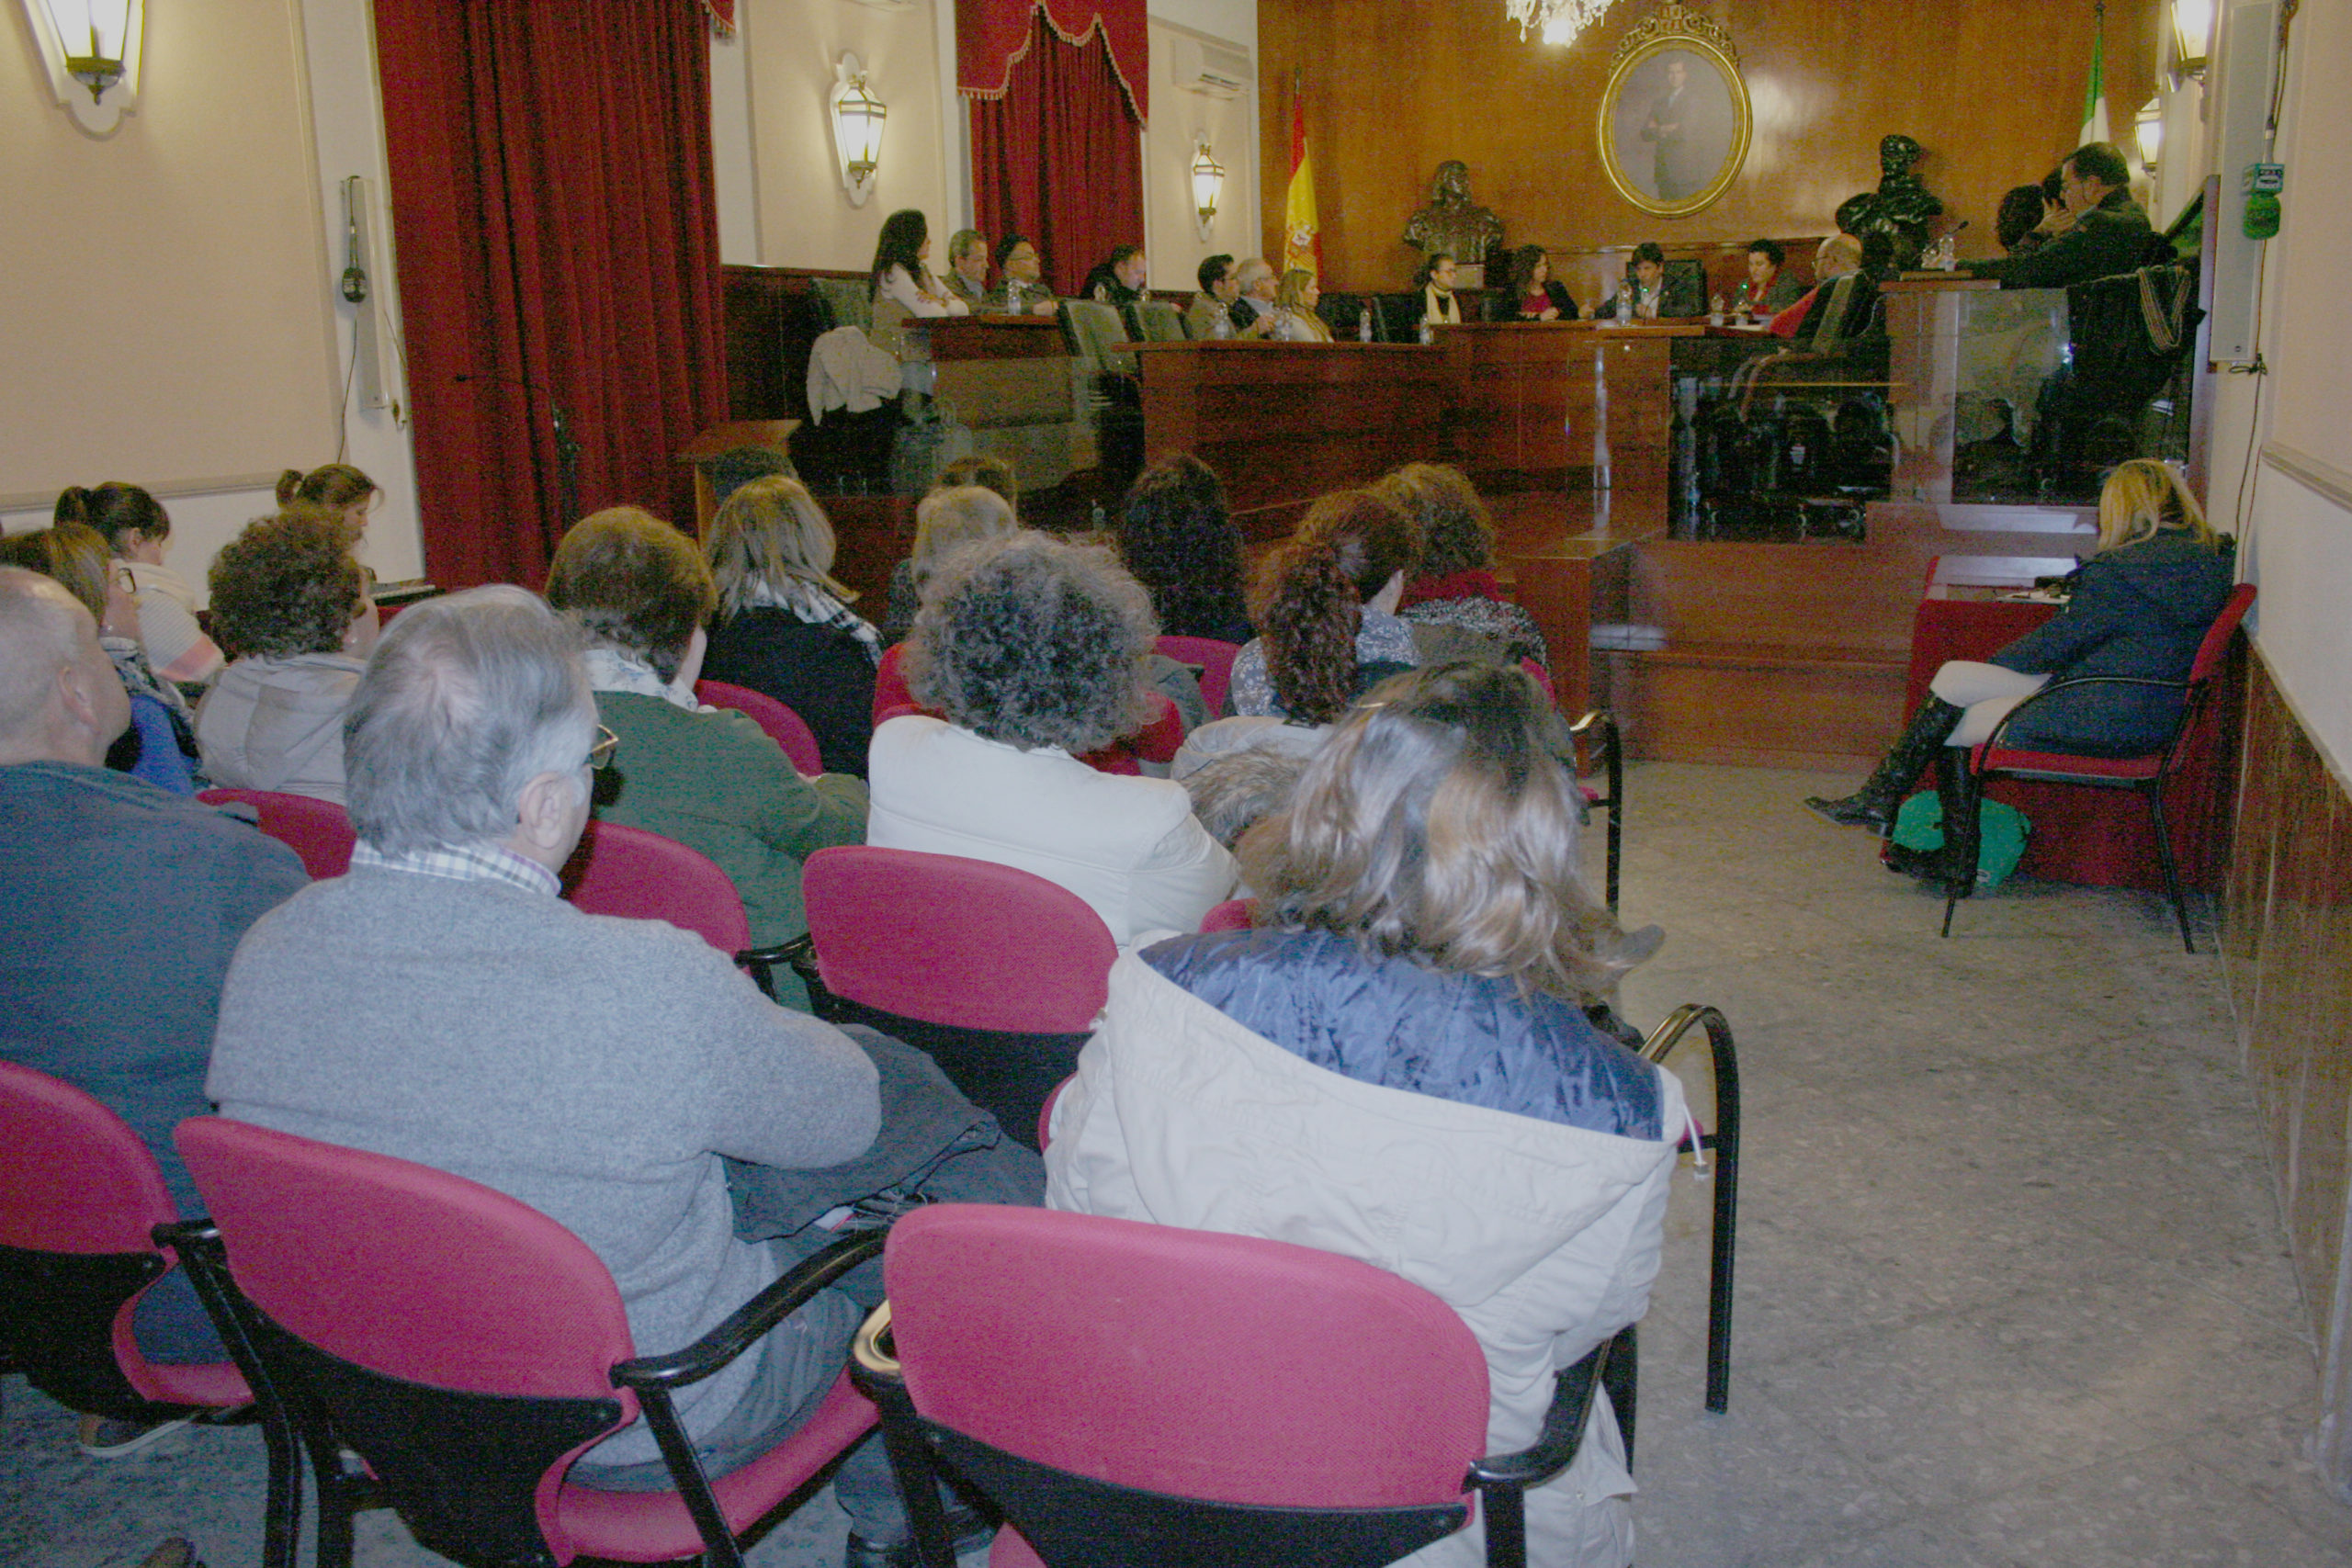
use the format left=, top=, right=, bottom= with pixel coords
left=1143, top=14, right=1261, bottom=295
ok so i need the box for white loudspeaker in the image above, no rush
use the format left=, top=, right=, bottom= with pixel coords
left=2206, top=0, right=2281, bottom=366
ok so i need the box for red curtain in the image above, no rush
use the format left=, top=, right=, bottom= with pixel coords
left=967, top=8, right=1144, bottom=299
left=958, top=0, right=1146, bottom=120
left=374, top=0, right=729, bottom=591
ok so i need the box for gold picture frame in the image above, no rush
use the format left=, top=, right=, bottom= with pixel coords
left=1597, top=4, right=1751, bottom=218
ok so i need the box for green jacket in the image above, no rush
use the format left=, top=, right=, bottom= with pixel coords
left=594, top=691, right=869, bottom=1009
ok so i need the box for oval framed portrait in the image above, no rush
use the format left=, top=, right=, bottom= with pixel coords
left=1597, top=6, right=1751, bottom=218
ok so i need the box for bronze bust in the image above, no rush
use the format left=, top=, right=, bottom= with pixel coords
left=1404, top=161, right=1505, bottom=271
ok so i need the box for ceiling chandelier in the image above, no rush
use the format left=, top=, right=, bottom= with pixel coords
left=1506, top=0, right=1616, bottom=46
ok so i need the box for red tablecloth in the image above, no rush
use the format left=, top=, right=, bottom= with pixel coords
left=1905, top=599, right=2233, bottom=892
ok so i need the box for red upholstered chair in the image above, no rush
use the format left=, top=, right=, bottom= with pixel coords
left=873, top=645, right=1181, bottom=777
left=562, top=818, right=797, bottom=999
left=197, top=789, right=355, bottom=880
left=169, top=1116, right=882, bottom=1568
left=797, top=847, right=1117, bottom=1150
left=1640, top=1004, right=1741, bottom=1416
left=694, top=680, right=824, bottom=775
left=1155, top=636, right=1242, bottom=717
left=1198, top=898, right=1253, bottom=932
left=1944, top=582, right=2257, bottom=950
left=0, top=1064, right=250, bottom=1429
left=851, top=1204, right=1631, bottom=1568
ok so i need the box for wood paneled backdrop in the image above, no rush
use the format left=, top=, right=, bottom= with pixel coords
left=1259, top=0, right=2162, bottom=288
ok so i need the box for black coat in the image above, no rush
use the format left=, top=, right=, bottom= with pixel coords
left=1974, top=189, right=2155, bottom=290
left=701, top=608, right=879, bottom=778
left=1990, top=533, right=2236, bottom=755
left=1484, top=280, right=1579, bottom=321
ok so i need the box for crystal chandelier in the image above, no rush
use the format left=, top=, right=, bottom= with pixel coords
left=1506, top=0, right=1616, bottom=46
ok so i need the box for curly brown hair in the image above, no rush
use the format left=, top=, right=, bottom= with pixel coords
left=1377, top=463, right=1496, bottom=580
left=1249, top=490, right=1419, bottom=726
left=207, top=507, right=368, bottom=660
left=546, top=507, right=718, bottom=682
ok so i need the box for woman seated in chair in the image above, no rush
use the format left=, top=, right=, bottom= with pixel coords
left=1378, top=462, right=1551, bottom=671
left=1227, top=488, right=1422, bottom=720
left=1807, top=458, right=2235, bottom=894
left=547, top=508, right=870, bottom=1010
left=1047, top=661, right=1682, bottom=1568
left=1268, top=267, right=1335, bottom=343
left=701, top=475, right=881, bottom=778
left=196, top=507, right=378, bottom=804
left=866, top=533, right=1236, bottom=946
left=1114, top=454, right=1252, bottom=647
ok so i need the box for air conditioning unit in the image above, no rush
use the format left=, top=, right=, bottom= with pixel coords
left=1170, top=36, right=1250, bottom=98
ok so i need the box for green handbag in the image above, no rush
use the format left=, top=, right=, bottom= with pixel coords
left=1890, top=791, right=2031, bottom=889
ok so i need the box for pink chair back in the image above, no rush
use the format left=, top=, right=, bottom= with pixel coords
left=176, top=1116, right=637, bottom=1404
left=1199, top=898, right=1253, bottom=932
left=884, top=1205, right=1490, bottom=1506
left=1520, top=658, right=1555, bottom=706
left=1156, top=636, right=1242, bottom=716
left=801, top=847, right=1114, bottom=1032
left=2188, top=584, right=2256, bottom=685
left=562, top=818, right=752, bottom=955
left=695, top=680, right=824, bottom=775
left=198, top=788, right=355, bottom=879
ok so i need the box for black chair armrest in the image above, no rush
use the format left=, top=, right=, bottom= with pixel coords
left=1979, top=674, right=2192, bottom=757
left=612, top=1227, right=887, bottom=1393
left=1464, top=1334, right=1615, bottom=1491
left=736, top=935, right=817, bottom=1002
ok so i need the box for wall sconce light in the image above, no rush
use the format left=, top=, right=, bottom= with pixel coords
left=2133, top=97, right=2165, bottom=175
left=2169, top=0, right=2212, bottom=80
left=20, top=0, right=143, bottom=134
left=1190, top=135, right=1225, bottom=240
left=831, top=53, right=887, bottom=207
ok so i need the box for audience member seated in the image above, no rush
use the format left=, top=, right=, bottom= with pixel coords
left=1787, top=231, right=1893, bottom=353
left=702, top=476, right=881, bottom=779
left=1227, top=488, right=1423, bottom=720
left=1, top=523, right=203, bottom=794
left=1379, top=462, right=1551, bottom=668
left=879, top=476, right=1019, bottom=649
left=1080, top=243, right=1148, bottom=313
left=1271, top=267, right=1335, bottom=342
left=1419, top=252, right=1464, bottom=326
left=0, top=566, right=308, bottom=1449
left=1229, top=256, right=1280, bottom=336
left=1491, top=243, right=1577, bottom=321
left=1996, top=184, right=2051, bottom=256
left=195, top=508, right=376, bottom=805
left=870, top=209, right=968, bottom=320
left=200, top=586, right=926, bottom=1558
left=1114, top=454, right=1253, bottom=646
left=1807, top=459, right=2234, bottom=897
left=1742, top=238, right=1808, bottom=314
left=1185, top=253, right=1238, bottom=340
left=867, top=533, right=1236, bottom=945
left=1768, top=233, right=1860, bottom=338
left=277, top=462, right=382, bottom=537
left=1596, top=241, right=1702, bottom=320
left=1046, top=660, right=1682, bottom=1568
left=942, top=227, right=991, bottom=310
left=546, top=508, right=869, bottom=1010
left=1969, top=142, right=2153, bottom=288
left=991, top=233, right=1058, bottom=316
left=53, top=482, right=222, bottom=690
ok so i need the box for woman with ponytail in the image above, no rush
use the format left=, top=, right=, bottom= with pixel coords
left=277, top=463, right=380, bottom=533
left=1226, top=489, right=1422, bottom=721
left=53, top=481, right=224, bottom=690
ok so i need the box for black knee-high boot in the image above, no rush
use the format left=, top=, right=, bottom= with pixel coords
left=1804, top=697, right=1963, bottom=833
left=1888, top=746, right=1981, bottom=897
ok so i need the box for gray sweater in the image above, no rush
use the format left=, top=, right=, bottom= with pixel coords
left=208, top=864, right=881, bottom=1462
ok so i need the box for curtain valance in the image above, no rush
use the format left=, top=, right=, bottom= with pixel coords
left=958, top=0, right=1146, bottom=124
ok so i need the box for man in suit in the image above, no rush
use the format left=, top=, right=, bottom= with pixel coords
left=1970, top=142, right=2154, bottom=289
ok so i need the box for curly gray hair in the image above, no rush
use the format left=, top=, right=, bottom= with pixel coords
left=907, top=533, right=1159, bottom=753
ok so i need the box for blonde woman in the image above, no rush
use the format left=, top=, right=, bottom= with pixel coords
left=702, top=476, right=881, bottom=777
left=872, top=483, right=1022, bottom=716
left=1808, top=458, right=2235, bottom=893
left=1271, top=268, right=1334, bottom=343
left=1048, top=660, right=1678, bottom=1568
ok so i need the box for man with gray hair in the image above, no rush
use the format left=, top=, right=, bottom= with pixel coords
left=1229, top=256, right=1279, bottom=335
left=204, top=587, right=920, bottom=1551
left=0, top=566, right=308, bottom=1452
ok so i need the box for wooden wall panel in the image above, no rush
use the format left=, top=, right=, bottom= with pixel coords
left=2223, top=648, right=2352, bottom=1490
left=1259, top=0, right=2162, bottom=289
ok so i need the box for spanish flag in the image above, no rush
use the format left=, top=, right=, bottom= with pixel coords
left=1283, top=75, right=1320, bottom=278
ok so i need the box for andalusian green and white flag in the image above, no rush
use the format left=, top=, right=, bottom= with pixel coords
left=2080, top=16, right=2111, bottom=145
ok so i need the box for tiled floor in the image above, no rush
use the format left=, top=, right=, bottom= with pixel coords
left=4, top=761, right=2344, bottom=1566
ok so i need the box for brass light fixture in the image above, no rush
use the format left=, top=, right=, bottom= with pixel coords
left=22, top=0, right=143, bottom=133
left=2134, top=97, right=2165, bottom=175
left=1190, top=136, right=1225, bottom=238
left=2169, top=0, right=2212, bottom=79
left=831, top=53, right=887, bottom=207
